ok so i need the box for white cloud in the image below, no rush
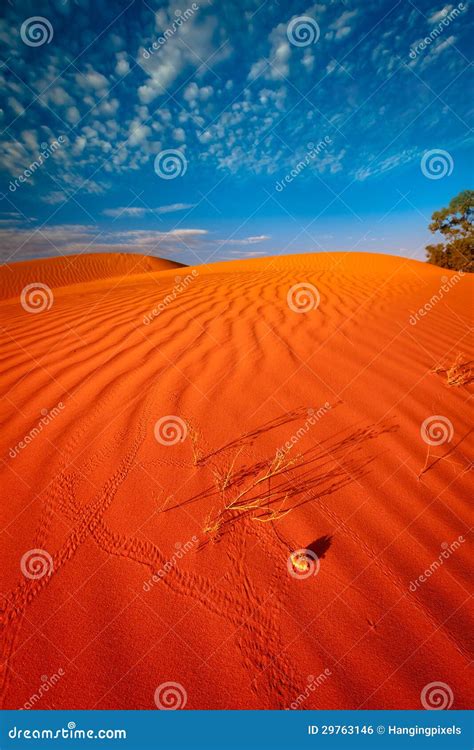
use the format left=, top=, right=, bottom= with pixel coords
left=115, top=53, right=131, bottom=76
left=65, top=106, right=81, bottom=124
left=127, top=119, right=151, bottom=146
left=199, top=85, right=213, bottom=101
left=248, top=59, right=268, bottom=81
left=428, top=6, right=453, bottom=23
left=431, top=34, right=456, bottom=55
left=138, top=11, right=228, bottom=104
left=173, top=127, right=186, bottom=142
left=354, top=148, right=417, bottom=181
left=77, top=69, right=109, bottom=91
left=248, top=22, right=291, bottom=82
left=327, top=9, right=359, bottom=41
left=103, top=203, right=196, bottom=218
left=0, top=218, right=22, bottom=226
left=21, top=130, right=39, bottom=151
left=156, top=203, right=195, bottom=214
left=198, top=130, right=213, bottom=144
left=335, top=26, right=352, bottom=40
left=7, top=97, right=24, bottom=116
left=331, top=9, right=359, bottom=30
left=103, top=207, right=147, bottom=218
left=47, top=87, right=73, bottom=106
left=41, top=191, right=69, bottom=205
left=225, top=249, right=268, bottom=256
left=72, top=136, right=87, bottom=155
left=98, top=98, right=120, bottom=116
left=183, top=82, right=199, bottom=103
left=302, top=51, right=314, bottom=71
left=223, top=235, right=271, bottom=245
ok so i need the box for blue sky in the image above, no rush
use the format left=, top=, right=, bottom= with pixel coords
left=0, top=0, right=472, bottom=266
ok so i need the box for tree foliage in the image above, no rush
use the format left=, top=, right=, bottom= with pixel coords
left=426, top=190, right=473, bottom=272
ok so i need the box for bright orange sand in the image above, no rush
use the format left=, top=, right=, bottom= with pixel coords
left=0, top=251, right=472, bottom=710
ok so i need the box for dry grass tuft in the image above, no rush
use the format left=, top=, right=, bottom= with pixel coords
left=201, top=447, right=301, bottom=538
left=209, top=446, right=244, bottom=495
left=202, top=508, right=223, bottom=541
left=185, top=420, right=205, bottom=466
left=432, top=353, right=473, bottom=387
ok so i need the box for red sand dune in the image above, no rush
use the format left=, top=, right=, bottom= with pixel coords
left=0, top=252, right=183, bottom=301
left=0, top=251, right=472, bottom=710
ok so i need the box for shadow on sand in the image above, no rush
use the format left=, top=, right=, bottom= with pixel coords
left=161, top=410, right=399, bottom=548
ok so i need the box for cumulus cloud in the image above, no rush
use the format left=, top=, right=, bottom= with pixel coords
left=248, top=22, right=291, bottom=81
left=328, top=9, right=359, bottom=40
left=138, top=6, right=229, bottom=103
left=115, top=53, right=131, bottom=76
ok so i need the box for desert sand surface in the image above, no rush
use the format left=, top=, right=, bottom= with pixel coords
left=0, top=250, right=472, bottom=710
left=0, top=252, right=183, bottom=301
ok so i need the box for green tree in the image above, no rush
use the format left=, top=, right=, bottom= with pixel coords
left=426, top=190, right=473, bottom=272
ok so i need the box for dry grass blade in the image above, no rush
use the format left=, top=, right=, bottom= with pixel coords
left=201, top=445, right=302, bottom=538
left=432, top=353, right=473, bottom=387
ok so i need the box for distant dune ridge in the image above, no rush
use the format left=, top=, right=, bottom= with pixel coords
left=0, top=250, right=472, bottom=710
left=0, top=252, right=184, bottom=301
